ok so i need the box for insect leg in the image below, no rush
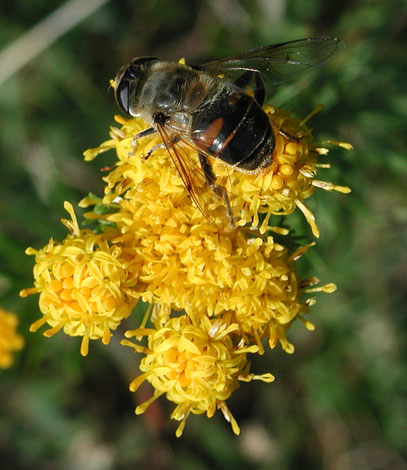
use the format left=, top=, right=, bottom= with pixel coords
left=144, top=142, right=166, bottom=160
left=198, top=153, right=234, bottom=227
left=278, top=128, right=300, bottom=142
left=134, top=127, right=157, bottom=139
left=233, top=70, right=266, bottom=106
left=129, top=127, right=158, bottom=156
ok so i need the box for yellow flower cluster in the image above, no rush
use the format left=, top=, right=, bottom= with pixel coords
left=21, top=104, right=350, bottom=435
left=0, top=308, right=24, bottom=368
left=122, top=314, right=274, bottom=437
left=20, top=202, right=136, bottom=356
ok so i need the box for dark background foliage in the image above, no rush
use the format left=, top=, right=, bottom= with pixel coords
left=0, top=1, right=406, bottom=469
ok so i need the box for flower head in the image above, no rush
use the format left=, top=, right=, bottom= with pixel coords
left=104, top=210, right=311, bottom=353
left=0, top=308, right=24, bottom=368
left=122, top=313, right=274, bottom=436
left=20, top=202, right=135, bottom=356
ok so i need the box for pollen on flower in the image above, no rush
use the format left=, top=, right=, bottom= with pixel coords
left=122, top=314, right=274, bottom=436
left=0, top=308, right=24, bottom=368
left=20, top=202, right=136, bottom=356
left=83, top=191, right=314, bottom=352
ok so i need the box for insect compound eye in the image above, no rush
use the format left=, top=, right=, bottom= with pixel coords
left=115, top=78, right=131, bottom=115
left=114, top=57, right=157, bottom=115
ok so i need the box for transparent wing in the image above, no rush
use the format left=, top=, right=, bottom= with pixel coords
left=156, top=123, right=234, bottom=229
left=197, top=37, right=345, bottom=89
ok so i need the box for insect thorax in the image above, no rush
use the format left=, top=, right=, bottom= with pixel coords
left=136, top=63, right=214, bottom=118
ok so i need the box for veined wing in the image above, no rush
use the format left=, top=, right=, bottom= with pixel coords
left=197, top=37, right=345, bottom=91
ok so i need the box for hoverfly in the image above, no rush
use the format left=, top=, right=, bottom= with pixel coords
left=113, top=37, right=344, bottom=228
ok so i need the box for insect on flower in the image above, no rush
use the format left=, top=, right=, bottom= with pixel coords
left=113, top=37, right=345, bottom=228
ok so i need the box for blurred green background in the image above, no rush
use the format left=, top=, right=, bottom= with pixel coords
left=1, top=0, right=406, bottom=469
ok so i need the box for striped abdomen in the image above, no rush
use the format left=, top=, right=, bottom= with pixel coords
left=191, top=88, right=275, bottom=172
